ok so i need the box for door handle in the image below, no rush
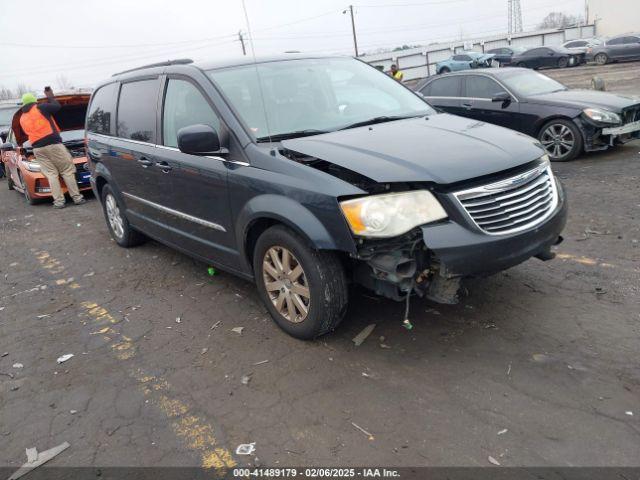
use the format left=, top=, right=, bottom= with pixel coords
left=155, top=161, right=173, bottom=172
left=138, top=158, right=154, bottom=167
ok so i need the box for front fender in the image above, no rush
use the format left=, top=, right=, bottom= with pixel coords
left=236, top=194, right=354, bottom=271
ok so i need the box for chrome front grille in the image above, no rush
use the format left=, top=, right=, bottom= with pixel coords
left=454, top=163, right=558, bottom=235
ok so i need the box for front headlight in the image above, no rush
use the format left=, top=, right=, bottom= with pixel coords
left=22, top=160, right=41, bottom=172
left=340, top=190, right=447, bottom=238
left=583, top=108, right=621, bottom=125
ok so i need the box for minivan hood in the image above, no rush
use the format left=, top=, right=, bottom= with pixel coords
left=282, top=114, right=544, bottom=185
left=526, top=89, right=639, bottom=112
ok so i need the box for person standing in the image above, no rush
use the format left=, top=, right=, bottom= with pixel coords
left=19, top=87, right=85, bottom=209
left=390, top=64, right=404, bottom=82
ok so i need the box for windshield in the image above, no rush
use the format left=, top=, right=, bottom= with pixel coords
left=208, top=57, right=434, bottom=141
left=501, top=70, right=567, bottom=96
left=0, top=106, right=17, bottom=126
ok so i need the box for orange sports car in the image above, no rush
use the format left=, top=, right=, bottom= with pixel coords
left=0, top=92, right=92, bottom=204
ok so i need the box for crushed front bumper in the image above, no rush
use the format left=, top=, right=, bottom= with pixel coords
left=602, top=120, right=640, bottom=137
left=421, top=188, right=567, bottom=278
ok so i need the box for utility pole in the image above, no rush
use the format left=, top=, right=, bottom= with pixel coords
left=238, top=30, right=247, bottom=56
left=507, top=0, right=523, bottom=34
left=344, top=5, right=359, bottom=57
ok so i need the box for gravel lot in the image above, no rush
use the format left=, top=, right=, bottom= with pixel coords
left=1, top=63, right=639, bottom=473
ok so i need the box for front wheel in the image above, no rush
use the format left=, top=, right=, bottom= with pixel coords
left=439, top=67, right=450, bottom=74
left=101, top=184, right=146, bottom=247
left=538, top=119, right=583, bottom=162
left=557, top=57, right=569, bottom=68
left=254, top=225, right=348, bottom=340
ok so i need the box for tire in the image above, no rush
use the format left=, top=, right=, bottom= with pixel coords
left=439, top=67, right=450, bottom=74
left=7, top=171, right=14, bottom=190
left=253, top=225, right=348, bottom=340
left=517, top=62, right=527, bottom=68
left=538, top=119, right=583, bottom=162
left=18, top=173, right=37, bottom=205
left=594, top=53, right=608, bottom=65
left=100, top=184, right=146, bottom=247
left=557, top=57, right=569, bottom=68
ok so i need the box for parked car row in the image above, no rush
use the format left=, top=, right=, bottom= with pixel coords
left=439, top=33, right=640, bottom=75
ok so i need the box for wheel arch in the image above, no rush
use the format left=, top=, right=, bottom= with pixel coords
left=237, top=194, right=351, bottom=274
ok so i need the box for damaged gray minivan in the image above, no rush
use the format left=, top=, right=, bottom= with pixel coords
left=87, top=54, right=567, bottom=339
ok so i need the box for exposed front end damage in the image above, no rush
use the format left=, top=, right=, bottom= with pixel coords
left=578, top=105, right=640, bottom=153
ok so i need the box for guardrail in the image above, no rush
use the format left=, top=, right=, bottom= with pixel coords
left=363, top=24, right=597, bottom=81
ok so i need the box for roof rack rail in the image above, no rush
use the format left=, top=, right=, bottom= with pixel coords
left=112, top=58, right=194, bottom=77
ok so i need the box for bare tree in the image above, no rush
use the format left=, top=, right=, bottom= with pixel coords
left=538, top=12, right=582, bottom=29
left=15, top=83, right=33, bottom=96
left=0, top=86, right=15, bottom=100
left=56, top=74, right=73, bottom=90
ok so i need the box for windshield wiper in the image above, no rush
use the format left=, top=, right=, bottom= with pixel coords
left=337, top=114, right=424, bottom=131
left=256, top=129, right=329, bottom=142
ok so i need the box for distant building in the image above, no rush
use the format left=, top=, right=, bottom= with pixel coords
left=588, top=0, right=640, bottom=36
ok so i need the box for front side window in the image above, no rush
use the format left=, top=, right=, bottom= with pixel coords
left=0, top=107, right=17, bottom=127
left=606, top=37, right=623, bottom=46
left=162, top=79, right=220, bottom=148
left=117, top=79, right=159, bottom=143
left=87, top=83, right=117, bottom=135
left=208, top=58, right=433, bottom=141
left=424, top=77, right=461, bottom=97
left=464, top=76, right=504, bottom=98
left=453, top=55, right=471, bottom=61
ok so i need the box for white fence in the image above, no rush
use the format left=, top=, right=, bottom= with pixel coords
left=363, top=24, right=597, bottom=81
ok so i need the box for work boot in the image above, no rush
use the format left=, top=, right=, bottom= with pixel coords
left=73, top=198, right=87, bottom=206
left=53, top=203, right=66, bottom=209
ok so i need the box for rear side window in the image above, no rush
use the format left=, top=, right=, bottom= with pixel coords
left=624, top=36, right=640, bottom=44
left=86, top=83, right=117, bottom=135
left=423, top=77, right=461, bottom=97
left=162, top=79, right=220, bottom=148
left=606, top=37, right=623, bottom=46
left=465, top=76, right=504, bottom=98
left=453, top=55, right=471, bottom=61
left=117, top=79, right=159, bottom=143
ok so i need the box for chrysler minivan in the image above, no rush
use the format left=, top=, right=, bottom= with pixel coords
left=86, top=55, right=567, bottom=339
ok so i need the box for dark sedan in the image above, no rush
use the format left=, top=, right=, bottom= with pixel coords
left=511, top=45, right=584, bottom=70
left=486, top=46, right=527, bottom=66
left=416, top=68, right=640, bottom=161
left=587, top=33, right=640, bottom=65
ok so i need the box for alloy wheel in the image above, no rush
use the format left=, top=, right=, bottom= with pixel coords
left=595, top=53, right=607, bottom=65
left=262, top=246, right=310, bottom=323
left=105, top=193, right=125, bottom=240
left=540, top=123, right=575, bottom=160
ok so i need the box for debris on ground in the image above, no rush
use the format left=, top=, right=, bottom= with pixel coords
left=1, top=352, right=8, bottom=357
left=402, top=319, right=413, bottom=330
left=70, top=410, right=77, bottom=415
left=497, top=429, right=508, bottom=435
left=425, top=308, right=441, bottom=315
left=235, top=443, right=256, bottom=455
left=83, top=271, right=95, bottom=277
left=175, top=316, right=182, bottom=324
left=231, top=327, right=244, bottom=335
left=506, top=363, right=512, bottom=376
left=1, top=372, right=15, bottom=379
left=10, top=386, right=19, bottom=391
left=351, top=422, right=375, bottom=441
left=200, top=348, right=208, bottom=355
left=594, top=287, right=607, bottom=295
left=532, top=353, right=551, bottom=363
left=253, top=360, right=269, bottom=366
left=241, top=374, right=252, bottom=385
left=210, top=321, right=221, bottom=330
left=488, top=455, right=501, bottom=466
left=207, top=267, right=217, bottom=276
left=7, top=441, right=70, bottom=480
left=352, top=324, right=376, bottom=346
left=56, top=354, right=74, bottom=364
left=12, top=363, right=23, bottom=369
left=625, top=411, right=633, bottom=416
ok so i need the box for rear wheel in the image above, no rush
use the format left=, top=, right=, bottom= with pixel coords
left=557, top=56, right=569, bottom=68
left=101, top=184, right=146, bottom=247
left=253, top=225, right=348, bottom=340
left=538, top=119, right=583, bottom=162
left=517, top=62, right=527, bottom=68
left=595, top=53, right=608, bottom=65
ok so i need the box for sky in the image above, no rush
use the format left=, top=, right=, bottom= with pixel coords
left=0, top=0, right=585, bottom=93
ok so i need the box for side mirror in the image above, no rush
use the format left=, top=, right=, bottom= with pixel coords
left=0, top=142, right=15, bottom=152
left=492, top=92, right=511, bottom=103
left=177, top=124, right=221, bottom=155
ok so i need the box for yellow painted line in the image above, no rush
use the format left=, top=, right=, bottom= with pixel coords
left=33, top=250, right=236, bottom=471
left=556, top=253, right=614, bottom=268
